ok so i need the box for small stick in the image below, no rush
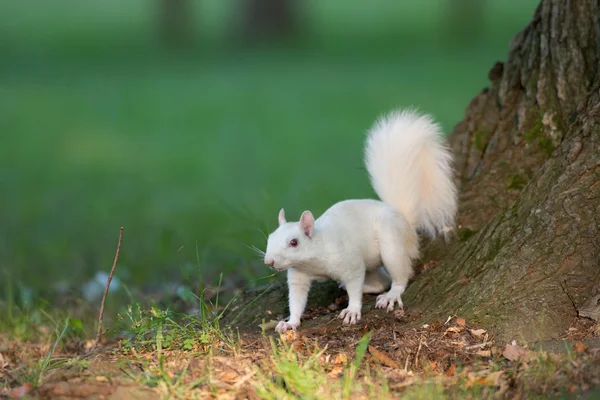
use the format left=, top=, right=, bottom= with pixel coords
left=94, top=227, right=123, bottom=348
left=414, top=336, right=423, bottom=369
left=464, top=342, right=489, bottom=351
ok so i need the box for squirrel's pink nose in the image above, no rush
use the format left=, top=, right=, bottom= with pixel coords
left=265, top=257, right=275, bottom=267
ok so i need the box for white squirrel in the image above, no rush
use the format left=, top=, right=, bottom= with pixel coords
left=263, top=109, right=457, bottom=333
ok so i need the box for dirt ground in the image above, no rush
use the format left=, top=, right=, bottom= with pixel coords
left=2, top=292, right=600, bottom=399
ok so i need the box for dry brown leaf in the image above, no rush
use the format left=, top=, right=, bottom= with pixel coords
left=476, top=350, right=492, bottom=357
left=368, top=346, right=399, bottom=369
left=469, top=328, right=487, bottom=338
left=10, top=383, right=33, bottom=399
left=334, top=353, right=348, bottom=365
left=219, top=369, right=239, bottom=384
left=456, top=318, right=466, bottom=327
left=502, top=343, right=535, bottom=361
left=486, top=371, right=505, bottom=387
left=465, top=375, right=487, bottom=388
left=292, top=340, right=304, bottom=351
left=446, top=364, right=456, bottom=376
left=444, top=326, right=462, bottom=335
left=328, top=365, right=344, bottom=378
left=95, top=376, right=109, bottom=383
left=423, top=260, right=438, bottom=270
left=282, top=330, right=300, bottom=342
left=0, top=352, right=7, bottom=369
left=465, top=375, right=476, bottom=388
left=573, top=341, right=587, bottom=353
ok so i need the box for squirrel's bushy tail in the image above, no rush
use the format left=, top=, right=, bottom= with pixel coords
left=364, top=109, right=457, bottom=238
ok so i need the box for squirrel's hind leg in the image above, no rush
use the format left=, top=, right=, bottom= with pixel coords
left=375, top=216, right=419, bottom=312
left=362, top=267, right=391, bottom=294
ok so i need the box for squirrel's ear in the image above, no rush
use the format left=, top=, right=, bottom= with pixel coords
left=278, top=208, right=287, bottom=226
left=299, top=210, right=314, bottom=238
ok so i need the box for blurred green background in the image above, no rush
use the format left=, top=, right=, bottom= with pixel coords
left=0, top=0, right=538, bottom=302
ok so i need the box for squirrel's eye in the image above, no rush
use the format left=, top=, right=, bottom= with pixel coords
left=289, top=239, right=298, bottom=247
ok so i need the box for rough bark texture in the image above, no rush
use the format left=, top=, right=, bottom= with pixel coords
left=224, top=0, right=600, bottom=343
left=405, top=0, right=600, bottom=342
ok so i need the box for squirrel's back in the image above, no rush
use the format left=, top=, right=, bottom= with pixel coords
left=364, top=109, right=457, bottom=238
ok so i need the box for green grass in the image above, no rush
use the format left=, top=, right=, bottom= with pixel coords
left=0, top=0, right=540, bottom=298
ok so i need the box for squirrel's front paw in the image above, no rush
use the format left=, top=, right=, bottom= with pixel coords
left=376, top=291, right=403, bottom=312
left=338, top=307, right=361, bottom=325
left=275, top=320, right=299, bottom=333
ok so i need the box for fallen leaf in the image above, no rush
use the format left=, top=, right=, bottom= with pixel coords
left=292, top=340, right=304, bottom=351
left=423, top=260, right=438, bottom=270
left=282, top=330, right=300, bottom=342
left=476, top=350, right=492, bottom=357
left=456, top=318, right=466, bottom=326
left=466, top=375, right=487, bottom=388
left=327, top=365, right=344, bottom=378
left=429, top=361, right=437, bottom=370
left=573, top=341, right=587, bottom=353
left=0, top=352, right=8, bottom=368
left=444, top=326, right=462, bottom=335
left=95, top=376, right=109, bottom=383
left=486, top=370, right=505, bottom=386
left=334, top=353, right=348, bottom=365
left=10, top=383, right=33, bottom=398
left=446, top=364, right=456, bottom=376
left=84, top=340, right=95, bottom=351
left=502, top=343, right=535, bottom=361
left=465, top=375, right=476, bottom=389
left=219, top=369, right=239, bottom=383
left=470, top=328, right=487, bottom=338
left=393, top=308, right=405, bottom=319
left=368, top=346, right=399, bottom=369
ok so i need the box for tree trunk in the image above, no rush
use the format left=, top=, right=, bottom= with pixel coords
left=240, top=0, right=297, bottom=42
left=224, top=0, right=600, bottom=343
left=405, top=0, right=600, bottom=342
left=157, top=0, right=193, bottom=47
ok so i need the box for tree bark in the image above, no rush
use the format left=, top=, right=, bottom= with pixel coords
left=224, top=0, right=600, bottom=343
left=405, top=0, right=600, bottom=342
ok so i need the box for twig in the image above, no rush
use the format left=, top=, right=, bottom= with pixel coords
left=1, top=368, right=19, bottom=385
left=94, top=227, right=123, bottom=348
left=232, top=370, right=257, bottom=389
left=414, top=336, right=423, bottom=369
left=464, top=342, right=489, bottom=351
